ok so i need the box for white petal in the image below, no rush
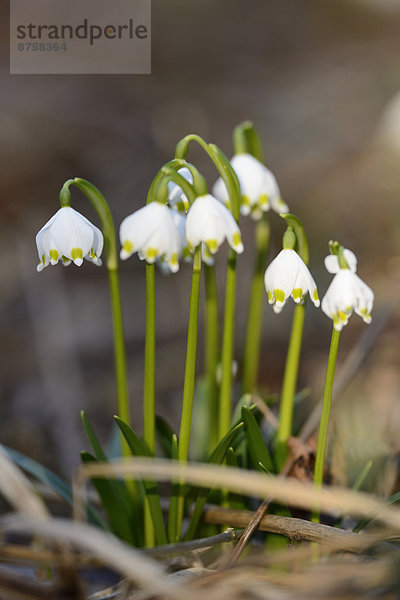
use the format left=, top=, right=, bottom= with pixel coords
left=321, top=270, right=357, bottom=328
left=352, top=274, right=374, bottom=322
left=343, top=249, right=357, bottom=273
left=120, top=202, right=180, bottom=271
left=324, top=248, right=358, bottom=274
left=213, top=153, right=285, bottom=217
left=120, top=205, right=156, bottom=259
left=212, top=175, right=230, bottom=206
left=230, top=154, right=268, bottom=206
left=35, top=207, right=103, bottom=270
left=49, top=207, right=94, bottom=262
left=187, top=194, right=243, bottom=254
left=293, top=259, right=320, bottom=307
left=264, top=249, right=299, bottom=311
left=324, top=255, right=340, bottom=274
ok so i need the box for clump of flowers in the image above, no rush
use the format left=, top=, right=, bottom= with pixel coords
left=28, top=122, right=379, bottom=558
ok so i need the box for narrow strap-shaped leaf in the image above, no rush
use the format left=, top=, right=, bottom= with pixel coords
left=242, top=406, right=274, bottom=473
left=81, top=451, right=136, bottom=545
left=81, top=411, right=107, bottom=460
left=167, top=434, right=180, bottom=543
left=114, top=417, right=168, bottom=545
left=184, top=422, right=243, bottom=541
left=155, top=415, right=176, bottom=458
left=2, top=445, right=107, bottom=529
left=81, top=411, right=137, bottom=519
left=231, top=394, right=255, bottom=427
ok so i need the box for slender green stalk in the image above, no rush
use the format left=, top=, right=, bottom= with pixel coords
left=175, top=134, right=242, bottom=442
left=275, top=303, right=306, bottom=467
left=143, top=262, right=156, bottom=546
left=178, top=245, right=202, bottom=460
left=107, top=268, right=130, bottom=427
left=312, top=327, right=341, bottom=523
left=204, top=263, right=219, bottom=452
left=60, top=178, right=130, bottom=436
left=218, top=249, right=237, bottom=440
left=144, top=263, right=156, bottom=455
left=176, top=245, right=202, bottom=537
left=242, top=216, right=271, bottom=394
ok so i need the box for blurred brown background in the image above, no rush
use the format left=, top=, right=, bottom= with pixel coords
left=1, top=0, right=400, bottom=480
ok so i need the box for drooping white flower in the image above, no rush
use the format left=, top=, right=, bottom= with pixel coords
left=264, top=249, right=320, bottom=313
left=321, top=248, right=374, bottom=331
left=212, top=153, right=289, bottom=219
left=185, top=194, right=244, bottom=255
left=167, top=167, right=192, bottom=212
left=119, top=202, right=181, bottom=272
left=36, top=206, right=103, bottom=272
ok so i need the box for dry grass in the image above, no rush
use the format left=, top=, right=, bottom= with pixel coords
left=0, top=446, right=399, bottom=599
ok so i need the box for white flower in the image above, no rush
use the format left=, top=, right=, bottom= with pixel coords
left=321, top=249, right=374, bottom=331
left=167, top=167, right=192, bottom=211
left=212, top=153, right=289, bottom=219
left=185, top=194, right=244, bottom=255
left=119, top=202, right=181, bottom=273
left=36, top=206, right=103, bottom=272
left=264, top=249, right=320, bottom=313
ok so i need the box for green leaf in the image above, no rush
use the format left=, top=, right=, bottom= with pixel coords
left=184, top=422, right=243, bottom=541
left=81, top=411, right=137, bottom=520
left=231, top=393, right=254, bottom=427
left=155, top=415, right=176, bottom=458
left=242, top=406, right=274, bottom=473
left=114, top=416, right=168, bottom=545
left=81, top=411, right=107, bottom=460
left=81, top=451, right=136, bottom=544
left=2, top=445, right=106, bottom=529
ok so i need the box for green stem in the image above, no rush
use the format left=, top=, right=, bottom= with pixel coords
left=242, top=217, right=271, bottom=394
left=144, top=263, right=156, bottom=454
left=218, top=249, right=237, bottom=440
left=174, top=134, right=242, bottom=441
left=176, top=245, right=202, bottom=537
left=276, top=303, right=306, bottom=468
left=312, top=327, right=340, bottom=523
left=60, top=178, right=130, bottom=438
left=178, top=246, right=202, bottom=461
left=204, top=263, right=219, bottom=452
left=107, top=268, right=130, bottom=427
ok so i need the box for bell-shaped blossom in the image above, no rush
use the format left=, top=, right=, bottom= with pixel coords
left=36, top=206, right=103, bottom=272
left=212, top=153, right=289, bottom=219
left=120, top=202, right=181, bottom=273
left=321, top=250, right=374, bottom=331
left=167, top=167, right=192, bottom=212
left=185, top=194, right=244, bottom=255
left=264, top=249, right=320, bottom=313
